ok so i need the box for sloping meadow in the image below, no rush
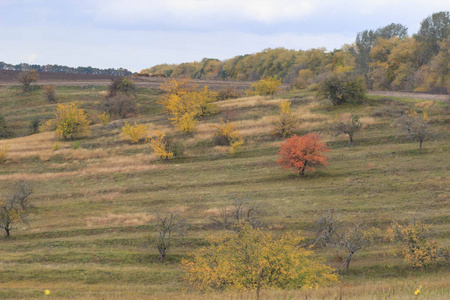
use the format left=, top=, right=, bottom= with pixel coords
left=0, top=85, right=449, bottom=299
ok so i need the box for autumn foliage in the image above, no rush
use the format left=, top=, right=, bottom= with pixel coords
left=247, top=76, right=282, bottom=96
left=41, top=102, right=91, bottom=139
left=386, top=221, right=447, bottom=268
left=148, top=131, right=174, bottom=160
left=122, top=122, right=148, bottom=144
left=277, top=134, right=329, bottom=175
left=158, top=77, right=218, bottom=133
left=181, top=223, right=338, bottom=292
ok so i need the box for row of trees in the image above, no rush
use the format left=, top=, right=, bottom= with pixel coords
left=141, top=11, right=449, bottom=93
left=0, top=61, right=131, bottom=76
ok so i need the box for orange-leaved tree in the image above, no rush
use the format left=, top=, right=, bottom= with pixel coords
left=277, top=133, right=329, bottom=175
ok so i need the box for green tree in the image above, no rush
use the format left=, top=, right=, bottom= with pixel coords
left=414, top=11, right=450, bottom=65
left=319, top=74, right=366, bottom=106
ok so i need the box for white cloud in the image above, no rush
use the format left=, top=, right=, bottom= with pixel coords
left=27, top=53, right=37, bottom=63
left=90, top=0, right=315, bottom=24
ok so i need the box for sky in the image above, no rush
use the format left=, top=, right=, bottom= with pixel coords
left=0, top=0, right=449, bottom=72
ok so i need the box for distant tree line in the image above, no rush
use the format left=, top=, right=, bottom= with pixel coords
left=141, top=11, right=449, bottom=93
left=0, top=61, right=132, bottom=76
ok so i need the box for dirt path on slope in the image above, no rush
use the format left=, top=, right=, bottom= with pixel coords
left=368, top=90, right=449, bottom=101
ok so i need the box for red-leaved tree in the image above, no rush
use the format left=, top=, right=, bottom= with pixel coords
left=277, top=134, right=330, bottom=175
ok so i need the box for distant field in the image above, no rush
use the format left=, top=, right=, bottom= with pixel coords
left=0, top=82, right=449, bottom=299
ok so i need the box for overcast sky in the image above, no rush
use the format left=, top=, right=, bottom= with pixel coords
left=0, top=0, right=448, bottom=72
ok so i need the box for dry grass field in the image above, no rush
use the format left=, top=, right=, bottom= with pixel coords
left=0, top=82, right=449, bottom=299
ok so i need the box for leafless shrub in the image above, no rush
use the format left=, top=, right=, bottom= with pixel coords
left=210, top=198, right=261, bottom=230
left=43, top=85, right=56, bottom=102
left=152, top=211, right=187, bottom=262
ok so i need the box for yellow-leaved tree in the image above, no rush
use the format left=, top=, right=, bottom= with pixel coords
left=147, top=131, right=174, bottom=160
left=52, top=102, right=91, bottom=139
left=181, top=223, right=338, bottom=295
left=158, top=78, right=218, bottom=133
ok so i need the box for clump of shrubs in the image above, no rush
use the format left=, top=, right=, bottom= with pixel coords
left=107, top=77, right=137, bottom=98
left=272, top=100, right=296, bottom=138
left=216, top=87, right=242, bottom=101
left=19, top=70, right=38, bottom=93
left=247, top=76, right=281, bottom=96
left=148, top=131, right=184, bottom=160
left=211, top=121, right=244, bottom=154
left=318, top=74, right=366, bottom=106
left=99, top=95, right=139, bottom=119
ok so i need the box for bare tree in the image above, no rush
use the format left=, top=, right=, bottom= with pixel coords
left=339, top=225, right=369, bottom=271
left=397, top=111, right=431, bottom=150
left=315, top=209, right=374, bottom=272
left=315, top=208, right=341, bottom=247
left=210, top=197, right=261, bottom=229
left=153, top=212, right=186, bottom=262
left=335, top=114, right=362, bottom=143
left=0, top=182, right=32, bottom=237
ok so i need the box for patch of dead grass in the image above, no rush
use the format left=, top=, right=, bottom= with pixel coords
left=86, top=212, right=155, bottom=227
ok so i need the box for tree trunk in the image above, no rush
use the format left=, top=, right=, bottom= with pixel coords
left=419, top=140, right=423, bottom=150
left=5, top=228, right=10, bottom=238
left=256, top=270, right=262, bottom=300
left=349, top=134, right=353, bottom=143
left=300, top=161, right=308, bottom=175
left=345, top=252, right=354, bottom=271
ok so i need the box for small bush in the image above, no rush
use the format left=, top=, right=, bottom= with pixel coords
left=52, top=141, right=60, bottom=151
left=272, top=100, right=296, bottom=138
left=39, top=119, right=57, bottom=133
left=122, top=122, right=148, bottom=144
left=72, top=141, right=81, bottom=149
left=99, top=95, right=139, bottom=119
left=107, top=77, right=137, bottom=98
left=30, top=117, right=41, bottom=134
left=0, top=144, right=9, bottom=163
left=247, top=76, right=281, bottom=96
left=43, top=85, right=56, bottom=102
left=386, top=221, right=448, bottom=268
left=216, top=87, right=242, bottom=100
left=97, top=112, right=111, bottom=125
left=318, top=74, right=366, bottom=106
left=0, top=115, right=13, bottom=138
left=211, top=121, right=244, bottom=154
left=19, top=70, right=38, bottom=93
left=148, top=131, right=174, bottom=160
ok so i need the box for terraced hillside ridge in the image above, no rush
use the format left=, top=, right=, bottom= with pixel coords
left=0, top=82, right=449, bottom=299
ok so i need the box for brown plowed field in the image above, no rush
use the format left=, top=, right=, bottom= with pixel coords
left=0, top=70, right=253, bottom=90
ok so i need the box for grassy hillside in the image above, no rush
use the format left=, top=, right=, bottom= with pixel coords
left=0, top=84, right=449, bottom=299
